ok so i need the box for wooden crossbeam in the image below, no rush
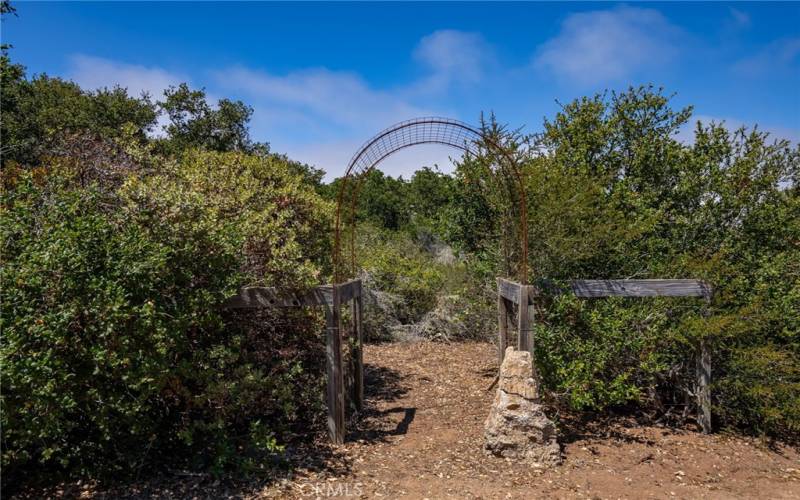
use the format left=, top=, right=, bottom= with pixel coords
left=497, top=278, right=525, bottom=304
left=223, top=279, right=361, bottom=309
left=497, top=277, right=711, bottom=303
left=569, top=279, right=712, bottom=299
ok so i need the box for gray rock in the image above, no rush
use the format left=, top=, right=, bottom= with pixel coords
left=484, top=347, right=561, bottom=466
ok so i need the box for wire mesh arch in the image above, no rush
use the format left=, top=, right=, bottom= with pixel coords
left=346, top=117, right=483, bottom=177
left=334, top=117, right=528, bottom=284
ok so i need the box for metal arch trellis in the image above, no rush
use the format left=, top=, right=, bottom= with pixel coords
left=333, top=117, right=529, bottom=284
left=222, top=118, right=716, bottom=444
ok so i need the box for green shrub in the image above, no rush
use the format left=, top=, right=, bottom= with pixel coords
left=1, top=149, right=332, bottom=481
left=715, top=345, right=800, bottom=439
left=358, top=225, right=445, bottom=324
left=443, top=88, right=800, bottom=439
left=535, top=294, right=684, bottom=410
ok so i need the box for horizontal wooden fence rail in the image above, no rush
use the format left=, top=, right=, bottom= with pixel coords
left=497, top=278, right=712, bottom=303
left=497, top=278, right=529, bottom=305
left=223, top=279, right=362, bottom=309
left=568, top=279, right=712, bottom=299
left=223, top=279, right=363, bottom=444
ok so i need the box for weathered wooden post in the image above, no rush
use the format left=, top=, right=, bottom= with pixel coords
left=696, top=338, right=711, bottom=434
left=696, top=288, right=713, bottom=434
left=517, top=285, right=535, bottom=377
left=694, top=290, right=713, bottom=434
left=325, top=284, right=345, bottom=444
left=497, top=278, right=509, bottom=365
left=352, top=281, right=364, bottom=412
left=223, top=279, right=364, bottom=444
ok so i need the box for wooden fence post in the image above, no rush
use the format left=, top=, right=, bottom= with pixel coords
left=696, top=338, right=711, bottom=434
left=325, top=284, right=345, bottom=444
left=352, top=282, right=364, bottom=411
left=517, top=285, right=535, bottom=377
left=696, top=290, right=713, bottom=434
left=497, top=278, right=509, bottom=365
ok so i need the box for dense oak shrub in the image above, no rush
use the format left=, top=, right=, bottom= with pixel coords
left=442, top=87, right=800, bottom=440
left=1, top=149, right=332, bottom=481
left=0, top=64, right=157, bottom=167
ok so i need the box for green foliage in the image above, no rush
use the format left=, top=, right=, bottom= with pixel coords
left=325, top=170, right=410, bottom=230
left=535, top=295, right=672, bottom=410
left=122, top=149, right=332, bottom=288
left=2, top=32, right=798, bottom=487
left=1, top=149, right=332, bottom=480
left=0, top=60, right=157, bottom=167
left=0, top=54, right=269, bottom=168
left=357, top=225, right=446, bottom=331
left=156, top=83, right=267, bottom=156
left=446, top=86, right=799, bottom=439
left=325, top=167, right=456, bottom=235
left=404, top=167, right=456, bottom=232
left=715, top=345, right=800, bottom=437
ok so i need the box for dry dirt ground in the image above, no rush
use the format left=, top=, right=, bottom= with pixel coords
left=23, top=341, right=800, bottom=499
left=260, top=341, right=800, bottom=500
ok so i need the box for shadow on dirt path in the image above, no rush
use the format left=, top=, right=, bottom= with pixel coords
left=348, top=363, right=417, bottom=443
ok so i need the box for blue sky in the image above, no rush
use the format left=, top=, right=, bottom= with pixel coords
left=3, top=2, right=799, bottom=179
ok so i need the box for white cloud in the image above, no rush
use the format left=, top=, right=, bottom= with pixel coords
left=533, top=6, right=682, bottom=85
left=67, top=54, right=187, bottom=99
left=412, top=30, right=494, bottom=92
left=209, top=41, right=497, bottom=179
left=211, top=65, right=456, bottom=179
left=213, top=66, right=433, bottom=133
left=733, top=37, right=800, bottom=77
left=64, top=30, right=492, bottom=179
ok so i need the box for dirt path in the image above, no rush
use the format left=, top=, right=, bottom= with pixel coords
left=27, top=340, right=800, bottom=499
left=268, top=341, right=800, bottom=499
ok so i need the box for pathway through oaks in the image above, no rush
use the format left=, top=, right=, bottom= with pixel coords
left=271, top=341, right=800, bottom=499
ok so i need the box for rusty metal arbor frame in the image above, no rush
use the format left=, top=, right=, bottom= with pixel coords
left=333, top=117, right=529, bottom=284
